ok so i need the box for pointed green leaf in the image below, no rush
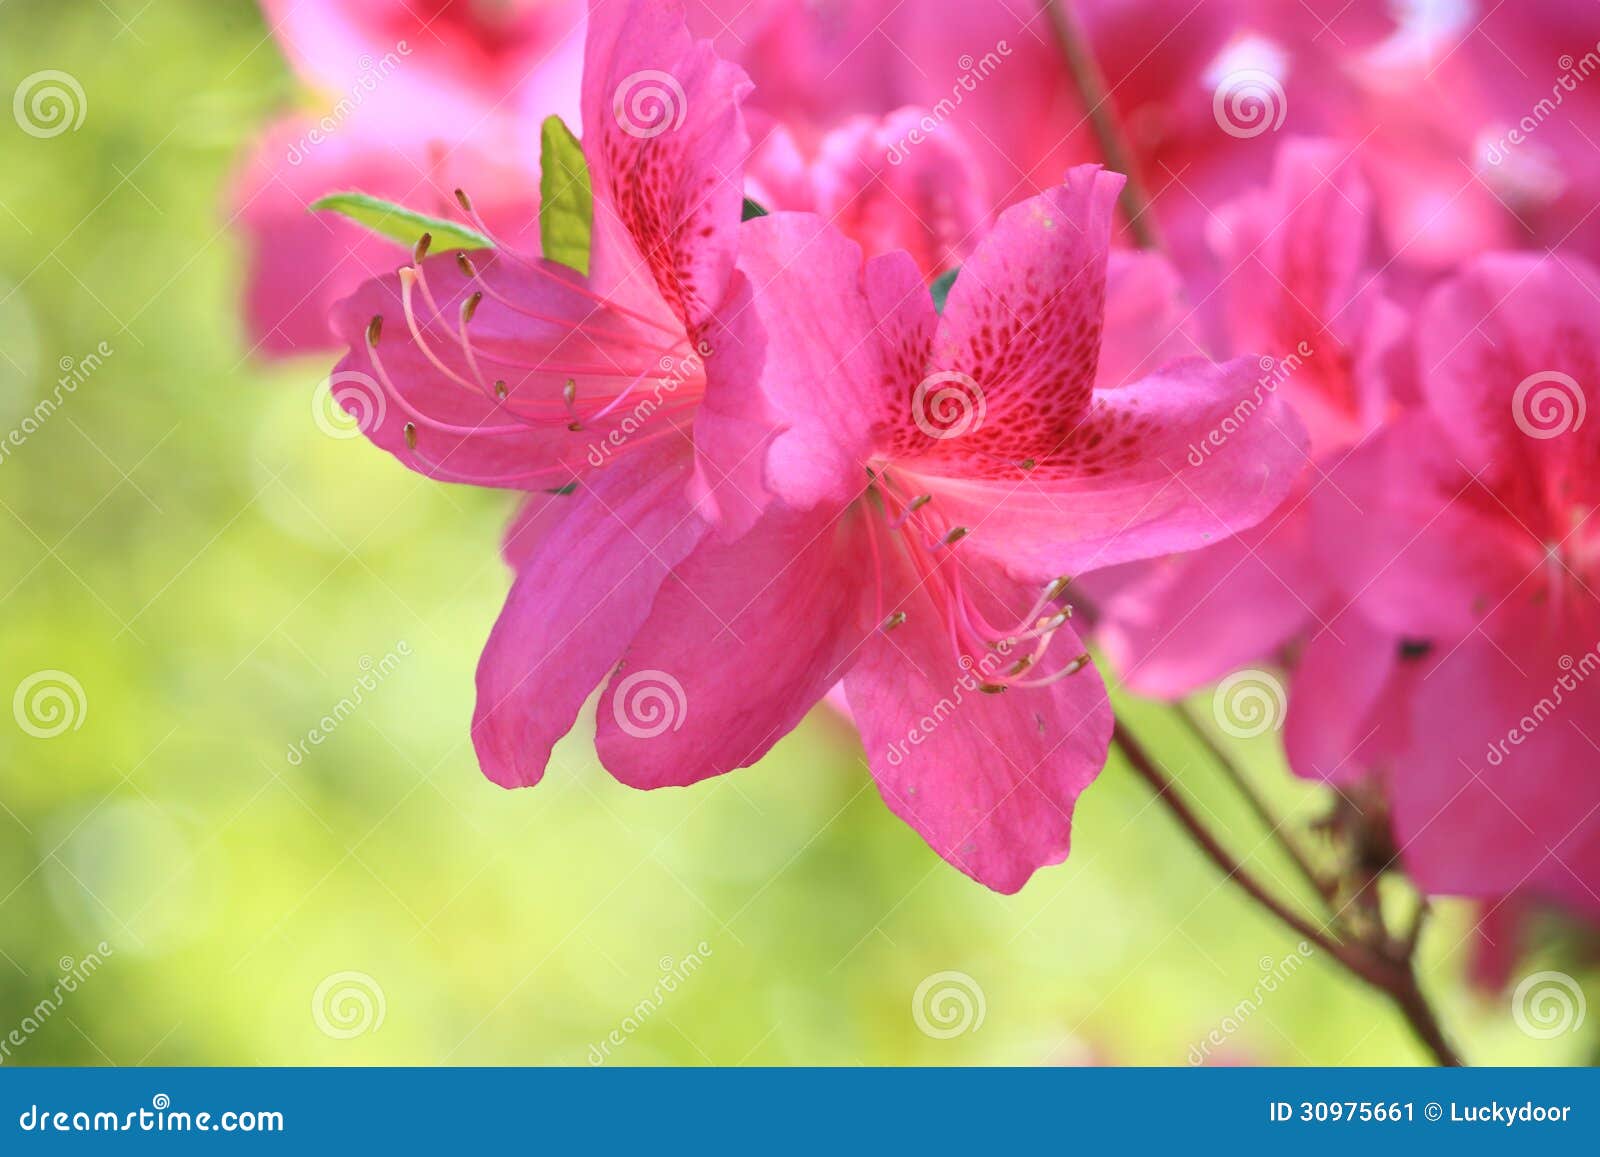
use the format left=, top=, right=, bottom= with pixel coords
left=929, top=267, right=960, bottom=313
left=309, top=192, right=492, bottom=252
left=741, top=197, right=769, bottom=221
left=539, top=115, right=593, bottom=275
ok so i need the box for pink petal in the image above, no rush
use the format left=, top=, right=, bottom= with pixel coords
left=593, top=503, right=874, bottom=788
left=1095, top=249, right=1197, bottom=390
left=904, top=355, right=1310, bottom=579
left=1092, top=500, right=1325, bottom=698
left=1283, top=607, right=1408, bottom=786
left=472, top=441, right=707, bottom=788
left=844, top=553, right=1114, bottom=894
left=581, top=0, right=752, bottom=332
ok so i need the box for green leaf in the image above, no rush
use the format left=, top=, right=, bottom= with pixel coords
left=308, top=192, right=492, bottom=252
left=740, top=197, right=769, bottom=221
left=929, top=267, right=960, bottom=313
left=539, top=115, right=593, bottom=275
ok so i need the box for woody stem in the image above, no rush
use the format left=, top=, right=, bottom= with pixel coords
left=1112, top=722, right=1463, bottom=1066
left=1042, top=0, right=1162, bottom=249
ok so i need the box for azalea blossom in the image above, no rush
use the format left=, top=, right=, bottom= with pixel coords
left=587, top=168, right=1308, bottom=892
left=1297, top=253, right=1600, bottom=904
left=322, top=0, right=770, bottom=785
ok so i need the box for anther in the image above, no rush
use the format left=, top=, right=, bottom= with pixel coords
left=461, top=291, right=483, bottom=325
left=978, top=682, right=1008, bottom=695
left=1018, top=458, right=1037, bottom=471
left=457, top=253, right=478, bottom=279
left=881, top=611, right=908, bottom=631
left=494, top=379, right=509, bottom=400
left=1042, top=575, right=1072, bottom=602
left=403, top=422, right=417, bottom=450
left=366, top=315, right=383, bottom=348
left=940, top=526, right=969, bottom=547
left=413, top=232, right=432, bottom=264
left=454, top=188, right=473, bottom=214
left=563, top=378, right=583, bottom=431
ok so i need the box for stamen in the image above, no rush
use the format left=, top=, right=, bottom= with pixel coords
left=881, top=611, right=907, bottom=631
left=413, top=232, right=432, bottom=264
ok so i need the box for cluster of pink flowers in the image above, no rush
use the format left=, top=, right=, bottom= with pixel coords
left=239, top=0, right=1600, bottom=917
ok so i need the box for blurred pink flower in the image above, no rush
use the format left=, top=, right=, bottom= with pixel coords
left=1092, top=138, right=1404, bottom=697
left=586, top=168, right=1308, bottom=892
left=1307, top=253, right=1600, bottom=901
left=235, top=0, right=585, bottom=355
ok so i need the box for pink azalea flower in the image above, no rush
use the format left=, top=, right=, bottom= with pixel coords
left=585, top=168, right=1308, bottom=892
left=236, top=0, right=584, bottom=355
left=321, top=0, right=768, bottom=785
left=1298, top=252, right=1600, bottom=902
left=1092, top=138, right=1404, bottom=697
left=745, top=108, right=989, bottom=279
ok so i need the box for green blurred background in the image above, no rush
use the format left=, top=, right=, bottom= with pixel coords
left=0, top=0, right=1594, bottom=1066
